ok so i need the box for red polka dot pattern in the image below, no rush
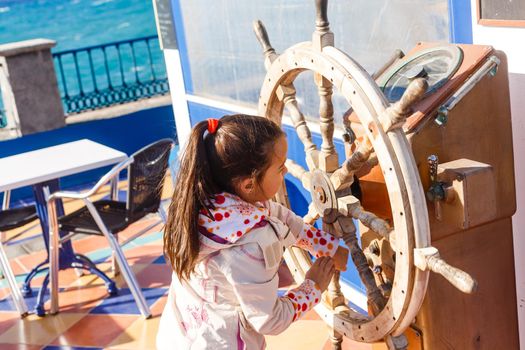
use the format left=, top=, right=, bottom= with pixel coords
left=296, top=223, right=339, bottom=258
left=284, top=279, right=321, bottom=322
left=197, top=192, right=269, bottom=244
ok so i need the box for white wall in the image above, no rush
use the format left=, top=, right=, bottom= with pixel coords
left=164, top=49, right=191, bottom=152
left=470, top=0, right=525, bottom=344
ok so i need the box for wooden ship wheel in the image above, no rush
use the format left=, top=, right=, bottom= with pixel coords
left=253, top=1, right=478, bottom=349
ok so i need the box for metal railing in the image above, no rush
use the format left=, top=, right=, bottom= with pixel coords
left=0, top=86, right=6, bottom=128
left=0, top=109, right=6, bottom=128
left=53, top=35, right=169, bottom=115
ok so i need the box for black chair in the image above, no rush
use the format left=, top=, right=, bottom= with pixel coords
left=47, top=138, right=174, bottom=318
left=0, top=206, right=38, bottom=232
left=0, top=202, right=38, bottom=316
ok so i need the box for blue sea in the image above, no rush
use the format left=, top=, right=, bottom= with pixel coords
left=0, top=0, right=167, bottom=117
left=0, top=0, right=158, bottom=51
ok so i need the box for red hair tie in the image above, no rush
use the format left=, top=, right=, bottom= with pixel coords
left=207, top=118, right=220, bottom=134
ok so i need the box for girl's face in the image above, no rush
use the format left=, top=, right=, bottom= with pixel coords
left=240, top=135, right=288, bottom=203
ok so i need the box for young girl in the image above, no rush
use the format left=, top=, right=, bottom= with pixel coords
left=157, top=114, right=348, bottom=349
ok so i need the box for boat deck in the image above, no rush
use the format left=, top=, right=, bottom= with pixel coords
left=0, top=174, right=377, bottom=349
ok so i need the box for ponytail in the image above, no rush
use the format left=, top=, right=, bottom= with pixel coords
left=163, top=120, right=218, bottom=280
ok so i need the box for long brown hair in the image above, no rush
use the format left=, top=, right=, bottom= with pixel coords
left=164, top=114, right=285, bottom=280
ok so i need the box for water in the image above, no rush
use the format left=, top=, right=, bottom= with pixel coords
left=0, top=0, right=158, bottom=51
left=0, top=0, right=165, bottom=116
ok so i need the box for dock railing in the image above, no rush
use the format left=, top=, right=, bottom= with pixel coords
left=0, top=86, right=6, bottom=128
left=0, top=109, right=6, bottom=129
left=53, top=35, right=169, bottom=116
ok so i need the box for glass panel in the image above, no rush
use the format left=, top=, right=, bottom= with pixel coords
left=179, top=0, right=449, bottom=121
left=481, top=0, right=525, bottom=21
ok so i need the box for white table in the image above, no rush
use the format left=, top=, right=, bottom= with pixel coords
left=0, top=139, right=127, bottom=192
left=0, top=139, right=127, bottom=316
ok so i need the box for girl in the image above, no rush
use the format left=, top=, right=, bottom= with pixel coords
left=157, top=114, right=348, bottom=349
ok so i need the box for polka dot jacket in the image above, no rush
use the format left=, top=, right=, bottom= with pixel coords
left=198, top=193, right=339, bottom=322
left=157, top=192, right=340, bottom=350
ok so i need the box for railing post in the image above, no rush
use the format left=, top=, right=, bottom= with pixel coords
left=0, top=39, right=65, bottom=140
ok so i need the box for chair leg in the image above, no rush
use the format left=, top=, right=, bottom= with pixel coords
left=66, top=233, right=85, bottom=278
left=0, top=238, right=28, bottom=317
left=35, top=272, right=50, bottom=317
left=74, top=267, right=85, bottom=277
left=75, top=254, right=118, bottom=296
left=158, top=204, right=168, bottom=224
left=22, top=260, right=48, bottom=297
left=85, top=201, right=151, bottom=318
left=1, top=191, right=10, bottom=243
left=111, top=233, right=120, bottom=276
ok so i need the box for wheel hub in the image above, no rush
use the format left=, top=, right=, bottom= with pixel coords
left=310, top=169, right=338, bottom=216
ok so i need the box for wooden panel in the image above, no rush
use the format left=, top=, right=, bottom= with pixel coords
left=359, top=166, right=393, bottom=221
left=437, top=159, right=497, bottom=230
left=409, top=50, right=515, bottom=241
left=414, top=218, right=519, bottom=349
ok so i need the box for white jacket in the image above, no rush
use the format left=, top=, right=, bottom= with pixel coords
left=157, top=193, right=339, bottom=349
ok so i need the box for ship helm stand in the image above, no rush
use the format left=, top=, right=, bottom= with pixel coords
left=252, top=1, right=492, bottom=349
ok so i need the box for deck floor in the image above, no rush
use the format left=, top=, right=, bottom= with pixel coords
left=0, top=175, right=379, bottom=349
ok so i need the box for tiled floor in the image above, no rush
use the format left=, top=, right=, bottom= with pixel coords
left=0, top=178, right=380, bottom=349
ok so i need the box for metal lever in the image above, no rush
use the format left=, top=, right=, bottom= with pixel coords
left=426, top=155, right=445, bottom=220
left=414, top=247, right=478, bottom=294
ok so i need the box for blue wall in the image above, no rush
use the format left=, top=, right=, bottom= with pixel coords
left=448, top=0, right=473, bottom=44
left=1, top=105, right=176, bottom=203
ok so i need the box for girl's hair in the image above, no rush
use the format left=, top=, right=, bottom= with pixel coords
left=164, top=114, right=285, bottom=280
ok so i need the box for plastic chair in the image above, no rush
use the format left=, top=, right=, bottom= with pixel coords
left=0, top=197, right=37, bottom=316
left=47, top=138, right=174, bottom=318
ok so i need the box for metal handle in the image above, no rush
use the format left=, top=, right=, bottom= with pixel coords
left=436, top=55, right=500, bottom=126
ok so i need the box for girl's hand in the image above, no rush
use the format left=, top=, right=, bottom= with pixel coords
left=305, top=256, right=335, bottom=292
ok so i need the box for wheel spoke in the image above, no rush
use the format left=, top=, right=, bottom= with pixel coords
left=285, top=159, right=311, bottom=191
left=315, top=73, right=338, bottom=172
left=303, top=203, right=319, bottom=225
left=330, top=137, right=373, bottom=191
left=252, top=20, right=277, bottom=69
left=377, top=77, right=428, bottom=133
left=337, top=195, right=392, bottom=239
left=326, top=270, right=347, bottom=312
left=334, top=215, right=386, bottom=315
